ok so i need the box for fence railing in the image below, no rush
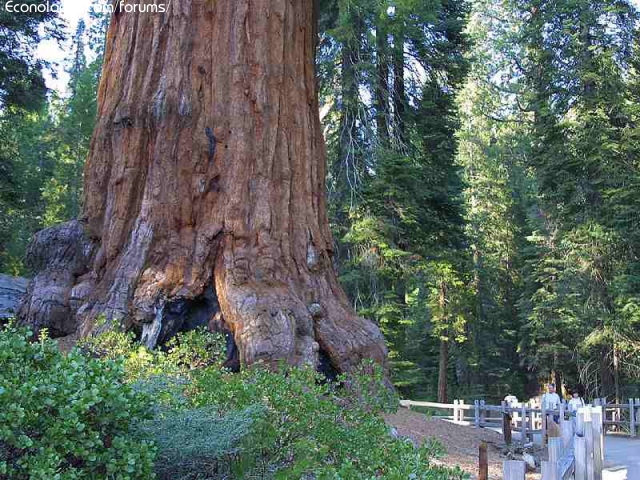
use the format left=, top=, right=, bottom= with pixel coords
left=593, top=397, right=640, bottom=436
left=502, top=405, right=605, bottom=480
left=399, top=399, right=626, bottom=479
left=399, top=397, right=640, bottom=438
left=400, top=398, right=575, bottom=442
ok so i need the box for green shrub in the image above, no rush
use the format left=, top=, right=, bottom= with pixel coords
left=80, top=328, right=226, bottom=382
left=79, top=330, right=161, bottom=382
left=0, top=326, right=156, bottom=479
left=136, top=405, right=264, bottom=479
left=164, top=328, right=227, bottom=371
left=190, top=362, right=466, bottom=479
left=76, top=328, right=465, bottom=478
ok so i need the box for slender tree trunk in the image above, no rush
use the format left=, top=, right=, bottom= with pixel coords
left=392, top=30, right=405, bottom=146
left=329, top=11, right=361, bottom=268
left=19, top=0, right=387, bottom=373
left=438, top=339, right=449, bottom=403
left=553, top=370, right=562, bottom=396
left=437, top=281, right=449, bottom=403
left=613, top=343, right=620, bottom=404
left=375, top=21, right=389, bottom=146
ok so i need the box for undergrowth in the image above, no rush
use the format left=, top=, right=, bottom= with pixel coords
left=1, top=325, right=467, bottom=479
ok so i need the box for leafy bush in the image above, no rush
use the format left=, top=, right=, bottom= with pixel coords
left=70, top=328, right=465, bottom=478
left=80, top=327, right=226, bottom=382
left=164, top=328, right=227, bottom=371
left=0, top=326, right=156, bottom=479
left=190, top=362, right=466, bottom=479
left=81, top=328, right=255, bottom=478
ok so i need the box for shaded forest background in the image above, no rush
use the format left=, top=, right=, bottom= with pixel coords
left=2, top=0, right=640, bottom=403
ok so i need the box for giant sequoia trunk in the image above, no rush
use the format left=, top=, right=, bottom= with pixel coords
left=19, top=0, right=387, bottom=372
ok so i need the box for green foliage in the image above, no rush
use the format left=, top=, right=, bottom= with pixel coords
left=78, top=330, right=462, bottom=478
left=164, top=328, right=227, bottom=371
left=0, top=326, right=156, bottom=478
left=80, top=330, right=162, bottom=382
left=136, top=405, right=264, bottom=479
left=455, top=0, right=640, bottom=399
left=79, top=327, right=227, bottom=382
left=0, top=10, right=104, bottom=275
left=189, top=360, right=463, bottom=479
left=319, top=0, right=471, bottom=398
left=0, top=0, right=64, bottom=110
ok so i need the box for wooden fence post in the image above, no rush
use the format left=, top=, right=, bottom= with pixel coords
left=584, top=406, right=594, bottom=480
left=503, top=460, right=526, bottom=480
left=479, top=441, right=488, bottom=480
left=529, top=403, right=535, bottom=441
left=542, top=461, right=559, bottom=480
left=575, top=434, right=586, bottom=480
left=592, top=406, right=604, bottom=480
left=562, top=415, right=573, bottom=448
left=576, top=408, right=585, bottom=436
left=453, top=399, right=459, bottom=422
left=542, top=400, right=547, bottom=444
left=475, top=399, right=480, bottom=429
left=480, top=399, right=486, bottom=426
left=521, top=403, right=527, bottom=442
left=502, top=401, right=512, bottom=445
left=548, top=436, right=562, bottom=462
left=630, top=398, right=636, bottom=437
left=546, top=436, right=563, bottom=479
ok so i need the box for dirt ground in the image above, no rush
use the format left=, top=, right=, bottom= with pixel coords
left=384, top=409, right=541, bottom=479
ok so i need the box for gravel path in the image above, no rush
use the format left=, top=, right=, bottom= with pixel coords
left=384, top=409, right=542, bottom=479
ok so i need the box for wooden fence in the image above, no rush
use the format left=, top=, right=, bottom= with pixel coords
left=399, top=399, right=637, bottom=479
left=502, top=405, right=605, bottom=480
left=400, top=399, right=574, bottom=442
left=593, top=397, right=640, bottom=437
left=399, top=397, right=640, bottom=438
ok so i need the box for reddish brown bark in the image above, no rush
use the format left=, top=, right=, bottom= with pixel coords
left=19, top=0, right=387, bottom=372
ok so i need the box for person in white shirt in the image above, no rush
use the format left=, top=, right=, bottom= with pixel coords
left=503, top=394, right=519, bottom=428
left=568, top=391, right=585, bottom=412
left=568, top=391, right=585, bottom=430
left=504, top=394, right=519, bottom=407
left=542, top=383, right=561, bottom=424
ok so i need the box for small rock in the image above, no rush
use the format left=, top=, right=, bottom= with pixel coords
left=0, top=274, right=28, bottom=319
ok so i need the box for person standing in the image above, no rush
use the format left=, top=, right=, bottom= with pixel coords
left=568, top=390, right=585, bottom=430
left=542, top=383, right=561, bottom=424
left=504, top=394, right=519, bottom=407
left=503, top=394, right=519, bottom=431
left=568, top=391, right=585, bottom=412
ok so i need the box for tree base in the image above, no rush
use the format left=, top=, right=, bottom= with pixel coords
left=18, top=220, right=387, bottom=374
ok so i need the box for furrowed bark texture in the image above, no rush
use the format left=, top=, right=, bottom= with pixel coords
left=19, top=0, right=387, bottom=372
